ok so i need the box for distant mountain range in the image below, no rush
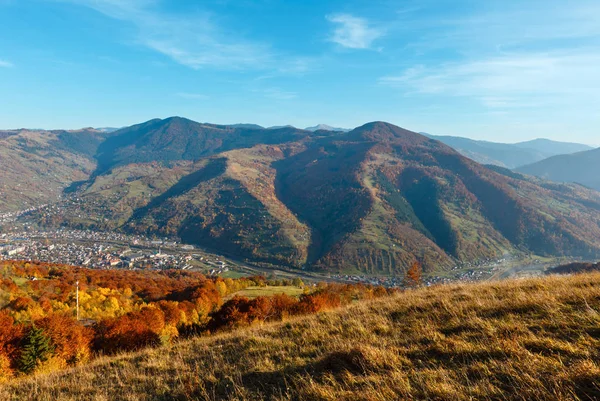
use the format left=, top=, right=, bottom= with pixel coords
left=422, top=134, right=593, bottom=169
left=304, top=124, right=350, bottom=132
left=227, top=123, right=350, bottom=132
left=8, top=117, right=600, bottom=276
left=95, top=127, right=121, bottom=133
left=517, top=148, right=600, bottom=191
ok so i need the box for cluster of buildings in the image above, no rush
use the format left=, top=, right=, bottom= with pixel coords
left=0, top=204, right=49, bottom=225
left=331, top=274, right=405, bottom=287
left=0, top=229, right=234, bottom=272
left=331, top=256, right=522, bottom=288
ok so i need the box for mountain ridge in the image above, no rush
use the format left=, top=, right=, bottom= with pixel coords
left=29, top=118, right=600, bottom=275
left=516, top=147, right=600, bottom=191
left=423, top=133, right=593, bottom=168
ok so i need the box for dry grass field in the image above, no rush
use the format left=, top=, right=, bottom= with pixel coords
left=2, top=272, right=600, bottom=400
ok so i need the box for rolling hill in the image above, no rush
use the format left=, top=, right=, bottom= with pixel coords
left=3, top=272, right=600, bottom=401
left=516, top=148, right=600, bottom=191
left=35, top=118, right=600, bottom=275
left=0, top=128, right=110, bottom=212
left=424, top=134, right=592, bottom=168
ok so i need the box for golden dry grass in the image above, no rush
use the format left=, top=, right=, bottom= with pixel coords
left=2, top=272, right=600, bottom=400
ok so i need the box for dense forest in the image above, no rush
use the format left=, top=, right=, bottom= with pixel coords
left=0, top=260, right=395, bottom=380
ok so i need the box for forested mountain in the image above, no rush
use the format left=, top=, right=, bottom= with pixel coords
left=424, top=134, right=592, bottom=168
left=27, top=118, right=600, bottom=275
left=517, top=148, right=600, bottom=191
left=0, top=128, right=111, bottom=211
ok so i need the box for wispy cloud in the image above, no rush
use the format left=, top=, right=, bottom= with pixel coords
left=326, top=14, right=383, bottom=50
left=380, top=1, right=600, bottom=111
left=61, top=0, right=274, bottom=70
left=380, top=52, right=600, bottom=109
left=0, top=59, right=14, bottom=68
left=175, top=92, right=208, bottom=100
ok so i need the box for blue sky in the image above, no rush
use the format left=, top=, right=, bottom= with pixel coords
left=0, top=0, right=599, bottom=144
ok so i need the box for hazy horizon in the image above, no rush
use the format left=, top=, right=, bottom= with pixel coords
left=2, top=117, right=599, bottom=148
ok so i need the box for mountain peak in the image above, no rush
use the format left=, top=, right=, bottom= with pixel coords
left=348, top=121, right=435, bottom=146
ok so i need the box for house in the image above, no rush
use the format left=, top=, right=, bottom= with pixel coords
left=127, top=252, right=145, bottom=262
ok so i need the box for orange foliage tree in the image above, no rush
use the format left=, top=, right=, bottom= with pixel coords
left=403, top=261, right=423, bottom=288
left=35, top=314, right=93, bottom=365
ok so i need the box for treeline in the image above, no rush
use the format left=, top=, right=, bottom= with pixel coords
left=0, top=261, right=395, bottom=380
left=547, top=261, right=600, bottom=275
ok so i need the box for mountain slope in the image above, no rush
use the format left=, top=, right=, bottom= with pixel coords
left=514, top=138, right=593, bottom=155
left=0, top=129, right=109, bottom=212
left=424, top=134, right=592, bottom=168
left=516, top=148, right=600, bottom=191
left=45, top=119, right=600, bottom=275
left=95, top=117, right=320, bottom=174
left=4, top=272, right=600, bottom=401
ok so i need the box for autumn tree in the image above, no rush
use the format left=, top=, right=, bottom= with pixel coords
left=36, top=314, right=93, bottom=365
left=403, top=261, right=423, bottom=288
left=296, top=291, right=341, bottom=314
left=93, top=307, right=165, bottom=354
left=270, top=294, right=298, bottom=320
left=0, top=311, right=24, bottom=379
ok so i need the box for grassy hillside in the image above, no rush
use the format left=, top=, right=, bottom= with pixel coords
left=3, top=272, right=600, bottom=400
left=0, top=130, right=103, bottom=212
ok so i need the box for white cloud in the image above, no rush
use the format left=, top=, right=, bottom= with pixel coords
left=326, top=14, right=383, bottom=49
left=379, top=0, right=600, bottom=113
left=0, top=59, right=14, bottom=68
left=380, top=52, right=600, bottom=109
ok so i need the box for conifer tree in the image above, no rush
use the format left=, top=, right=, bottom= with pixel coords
left=19, top=326, right=54, bottom=374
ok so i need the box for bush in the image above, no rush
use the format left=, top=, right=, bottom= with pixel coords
left=93, top=308, right=165, bottom=354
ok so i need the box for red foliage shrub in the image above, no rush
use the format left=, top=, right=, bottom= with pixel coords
left=209, top=296, right=253, bottom=330
left=0, top=278, right=19, bottom=293
left=93, top=307, right=165, bottom=354
left=35, top=314, right=93, bottom=365
left=269, top=294, right=298, bottom=320
left=0, top=311, right=24, bottom=364
left=247, top=296, right=273, bottom=322
left=296, top=291, right=342, bottom=314
left=8, top=296, right=35, bottom=311
left=156, top=300, right=184, bottom=326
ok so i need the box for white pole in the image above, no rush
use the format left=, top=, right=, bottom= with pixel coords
left=76, top=280, right=79, bottom=321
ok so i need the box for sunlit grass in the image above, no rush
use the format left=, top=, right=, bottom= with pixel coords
left=2, top=272, right=600, bottom=400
